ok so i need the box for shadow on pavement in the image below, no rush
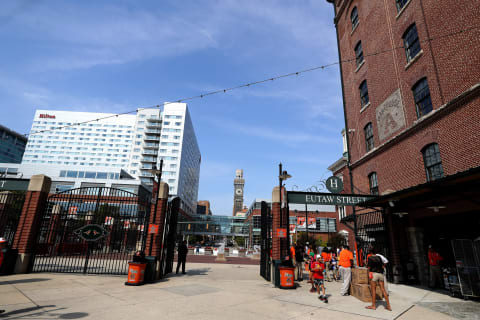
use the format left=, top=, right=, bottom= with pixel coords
left=170, top=268, right=211, bottom=277
left=58, top=312, right=89, bottom=319
left=0, top=278, right=51, bottom=285
left=0, top=305, right=56, bottom=318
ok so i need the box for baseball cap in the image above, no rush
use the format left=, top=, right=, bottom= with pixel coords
left=0, top=237, right=6, bottom=243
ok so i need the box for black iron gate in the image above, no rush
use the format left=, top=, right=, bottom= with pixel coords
left=0, top=191, right=26, bottom=246
left=32, top=187, right=150, bottom=275
left=159, top=197, right=180, bottom=278
left=260, top=201, right=272, bottom=281
left=354, top=208, right=390, bottom=276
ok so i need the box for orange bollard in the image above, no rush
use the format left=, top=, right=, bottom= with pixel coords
left=125, top=262, right=147, bottom=286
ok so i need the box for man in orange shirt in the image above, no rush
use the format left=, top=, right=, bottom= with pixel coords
left=290, top=244, right=297, bottom=280
left=338, top=245, right=354, bottom=296
left=428, top=245, right=444, bottom=288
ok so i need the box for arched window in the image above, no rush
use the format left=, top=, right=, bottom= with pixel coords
left=422, top=143, right=444, bottom=181
left=364, top=122, right=374, bottom=152
left=368, top=172, right=379, bottom=195
left=412, top=78, right=433, bottom=118
left=351, top=7, right=359, bottom=30
left=403, top=24, right=421, bottom=62
left=355, top=41, right=364, bottom=67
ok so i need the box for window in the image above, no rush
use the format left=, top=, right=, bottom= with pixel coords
left=351, top=7, right=359, bottom=30
left=368, top=172, right=379, bottom=195
left=396, top=0, right=409, bottom=11
left=338, top=206, right=346, bottom=220
left=422, top=143, right=444, bottom=181
left=359, top=80, right=369, bottom=107
left=412, top=78, right=433, bottom=118
left=66, top=171, right=78, bottom=178
left=364, top=122, right=374, bottom=152
left=355, top=41, right=364, bottom=67
left=403, top=24, right=421, bottom=62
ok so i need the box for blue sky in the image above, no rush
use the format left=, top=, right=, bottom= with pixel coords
left=0, top=0, right=345, bottom=215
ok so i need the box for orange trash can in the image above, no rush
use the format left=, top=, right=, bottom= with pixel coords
left=125, top=262, right=147, bottom=286
left=279, top=267, right=296, bottom=289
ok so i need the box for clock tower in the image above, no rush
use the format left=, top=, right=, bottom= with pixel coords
left=232, top=169, right=245, bottom=216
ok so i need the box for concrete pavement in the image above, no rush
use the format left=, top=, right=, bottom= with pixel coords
left=1, top=263, right=478, bottom=319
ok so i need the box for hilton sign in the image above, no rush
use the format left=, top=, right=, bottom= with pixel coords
left=39, top=114, right=56, bottom=119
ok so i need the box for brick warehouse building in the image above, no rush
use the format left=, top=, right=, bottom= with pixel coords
left=325, top=0, right=480, bottom=290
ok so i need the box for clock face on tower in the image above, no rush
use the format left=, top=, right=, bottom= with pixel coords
left=235, top=188, right=243, bottom=195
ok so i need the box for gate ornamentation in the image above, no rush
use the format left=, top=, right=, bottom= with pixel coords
left=32, top=187, right=150, bottom=275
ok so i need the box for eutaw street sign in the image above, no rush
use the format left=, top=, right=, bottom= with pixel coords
left=287, top=191, right=376, bottom=206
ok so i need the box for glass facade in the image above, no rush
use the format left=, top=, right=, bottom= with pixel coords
left=177, top=214, right=250, bottom=236
left=0, top=125, right=27, bottom=163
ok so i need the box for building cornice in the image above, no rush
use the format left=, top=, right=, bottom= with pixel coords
left=350, top=82, right=480, bottom=169
left=327, top=156, right=348, bottom=173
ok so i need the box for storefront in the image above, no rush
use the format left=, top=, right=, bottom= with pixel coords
left=360, top=166, right=480, bottom=297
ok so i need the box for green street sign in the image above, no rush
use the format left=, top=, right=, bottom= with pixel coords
left=287, top=191, right=376, bottom=206
left=0, top=179, right=29, bottom=191
left=74, top=224, right=108, bottom=242
left=326, top=176, right=343, bottom=193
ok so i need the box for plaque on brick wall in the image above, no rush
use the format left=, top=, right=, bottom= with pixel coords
left=376, top=89, right=406, bottom=142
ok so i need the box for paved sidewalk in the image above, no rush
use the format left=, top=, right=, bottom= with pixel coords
left=0, top=263, right=478, bottom=319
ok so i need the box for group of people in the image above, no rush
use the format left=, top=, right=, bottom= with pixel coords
left=289, top=243, right=392, bottom=311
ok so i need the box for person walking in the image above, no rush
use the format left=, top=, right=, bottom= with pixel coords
left=428, top=245, right=443, bottom=288
left=366, top=248, right=392, bottom=311
left=311, top=255, right=328, bottom=303
left=295, top=243, right=304, bottom=281
left=176, top=240, right=188, bottom=274
left=0, top=237, right=7, bottom=314
left=338, top=245, right=354, bottom=296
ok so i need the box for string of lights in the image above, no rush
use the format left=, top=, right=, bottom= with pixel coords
left=26, top=24, right=479, bottom=137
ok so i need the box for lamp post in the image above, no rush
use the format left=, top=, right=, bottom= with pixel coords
left=278, top=163, right=291, bottom=256
left=305, top=203, right=308, bottom=246
left=146, top=159, right=163, bottom=256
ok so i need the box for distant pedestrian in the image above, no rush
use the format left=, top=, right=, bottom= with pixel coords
left=311, top=254, right=328, bottom=303
left=176, top=240, right=188, bottom=274
left=195, top=242, right=200, bottom=255
left=0, top=237, right=7, bottom=314
left=295, top=243, right=304, bottom=281
left=338, top=245, right=354, bottom=296
left=365, top=247, right=391, bottom=311
left=428, top=245, right=444, bottom=288
left=321, top=247, right=332, bottom=281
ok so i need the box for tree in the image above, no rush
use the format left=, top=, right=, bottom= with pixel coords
left=328, top=232, right=347, bottom=250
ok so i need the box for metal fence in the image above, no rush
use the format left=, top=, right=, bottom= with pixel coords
left=260, top=201, right=272, bottom=281
left=32, top=187, right=150, bottom=275
left=0, top=191, right=26, bottom=246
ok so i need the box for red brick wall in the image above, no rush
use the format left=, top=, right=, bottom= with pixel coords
left=333, top=0, right=480, bottom=195
left=12, top=191, right=49, bottom=254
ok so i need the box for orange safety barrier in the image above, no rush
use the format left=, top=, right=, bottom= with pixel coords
left=125, top=262, right=147, bottom=286
left=279, top=267, right=295, bottom=289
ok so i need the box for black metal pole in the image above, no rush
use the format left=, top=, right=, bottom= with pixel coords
left=305, top=203, right=308, bottom=246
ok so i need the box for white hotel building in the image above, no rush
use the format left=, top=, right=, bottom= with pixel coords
left=4, top=103, right=201, bottom=215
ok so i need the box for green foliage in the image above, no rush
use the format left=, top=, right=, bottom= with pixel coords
left=328, top=232, right=347, bottom=250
